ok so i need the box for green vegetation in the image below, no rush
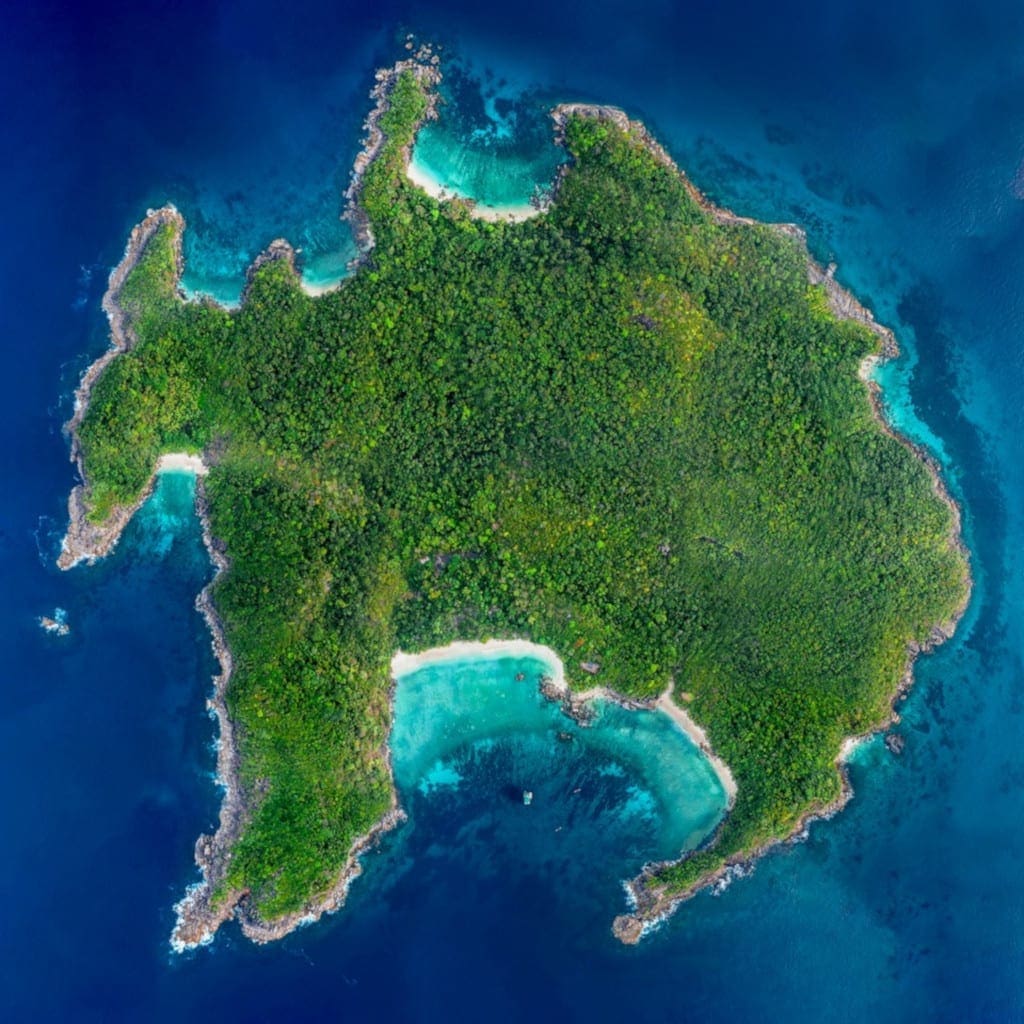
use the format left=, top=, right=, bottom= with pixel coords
left=76, top=68, right=968, bottom=922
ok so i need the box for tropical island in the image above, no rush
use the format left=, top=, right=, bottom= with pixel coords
left=59, top=50, right=969, bottom=948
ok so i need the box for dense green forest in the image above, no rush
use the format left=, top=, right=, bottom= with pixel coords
left=75, top=66, right=968, bottom=926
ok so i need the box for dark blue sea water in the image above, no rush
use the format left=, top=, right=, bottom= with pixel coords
left=2, top=1, right=1022, bottom=1019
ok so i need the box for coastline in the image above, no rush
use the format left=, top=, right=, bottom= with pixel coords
left=404, top=151, right=542, bottom=223
left=555, top=103, right=972, bottom=944
left=606, top=427, right=973, bottom=940
left=170, top=477, right=406, bottom=950
left=343, top=44, right=442, bottom=261
left=58, top=206, right=186, bottom=570
left=172, top=52, right=452, bottom=950
left=391, top=637, right=563, bottom=683
left=653, top=691, right=738, bottom=805
left=61, top=54, right=447, bottom=953
left=391, top=639, right=736, bottom=803
left=58, top=55, right=971, bottom=951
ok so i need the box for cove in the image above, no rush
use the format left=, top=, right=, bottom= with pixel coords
left=115, top=473, right=732, bottom=937
left=390, top=646, right=730, bottom=865
left=406, top=64, right=565, bottom=219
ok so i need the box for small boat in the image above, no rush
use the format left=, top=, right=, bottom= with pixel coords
left=522, top=790, right=534, bottom=806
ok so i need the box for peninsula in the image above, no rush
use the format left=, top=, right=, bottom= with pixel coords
left=59, top=52, right=969, bottom=948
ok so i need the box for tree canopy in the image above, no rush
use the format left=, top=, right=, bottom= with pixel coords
left=75, top=66, right=968, bottom=931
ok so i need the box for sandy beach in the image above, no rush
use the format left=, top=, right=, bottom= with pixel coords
left=299, top=277, right=344, bottom=297
left=655, top=691, right=738, bottom=804
left=404, top=152, right=540, bottom=223
left=391, top=638, right=738, bottom=806
left=392, top=637, right=563, bottom=680
left=157, top=452, right=208, bottom=475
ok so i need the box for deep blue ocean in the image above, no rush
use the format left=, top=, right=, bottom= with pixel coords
left=2, top=1, right=1022, bottom=1019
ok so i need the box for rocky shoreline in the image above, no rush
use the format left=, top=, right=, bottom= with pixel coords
left=169, top=51, right=449, bottom=950
left=610, top=609, right=968, bottom=945
left=58, top=206, right=185, bottom=569
left=343, top=42, right=442, bottom=263
left=172, top=477, right=406, bottom=948
left=546, top=100, right=971, bottom=945
left=60, top=54, right=445, bottom=953
left=168, top=481, right=242, bottom=950
left=58, top=209, right=409, bottom=950
left=59, top=55, right=971, bottom=952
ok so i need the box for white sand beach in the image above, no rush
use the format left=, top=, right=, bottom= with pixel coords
left=392, top=638, right=564, bottom=683
left=405, top=152, right=540, bottom=223
left=391, top=639, right=737, bottom=804
left=655, top=690, right=738, bottom=804
left=157, top=452, right=209, bottom=475
left=300, top=277, right=344, bottom=297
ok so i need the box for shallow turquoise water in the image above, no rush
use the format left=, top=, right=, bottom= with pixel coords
left=392, top=656, right=727, bottom=860
left=412, top=121, right=563, bottom=209
left=410, top=62, right=565, bottom=209
left=132, top=471, right=205, bottom=560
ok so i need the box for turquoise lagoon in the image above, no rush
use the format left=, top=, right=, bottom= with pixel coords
left=408, top=118, right=564, bottom=215
left=391, top=654, right=728, bottom=864
left=407, top=62, right=565, bottom=215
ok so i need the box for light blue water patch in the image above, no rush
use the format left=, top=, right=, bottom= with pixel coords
left=418, top=759, right=464, bottom=794
left=179, top=215, right=359, bottom=307
left=391, top=654, right=728, bottom=859
left=871, top=353, right=953, bottom=470
left=411, top=62, right=565, bottom=209
left=412, top=122, right=562, bottom=208
left=297, top=235, right=361, bottom=295
left=129, top=470, right=202, bottom=562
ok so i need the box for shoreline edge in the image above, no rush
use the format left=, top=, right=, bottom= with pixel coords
left=57, top=52, right=971, bottom=951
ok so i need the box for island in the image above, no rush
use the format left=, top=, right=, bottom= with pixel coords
left=58, top=50, right=970, bottom=948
